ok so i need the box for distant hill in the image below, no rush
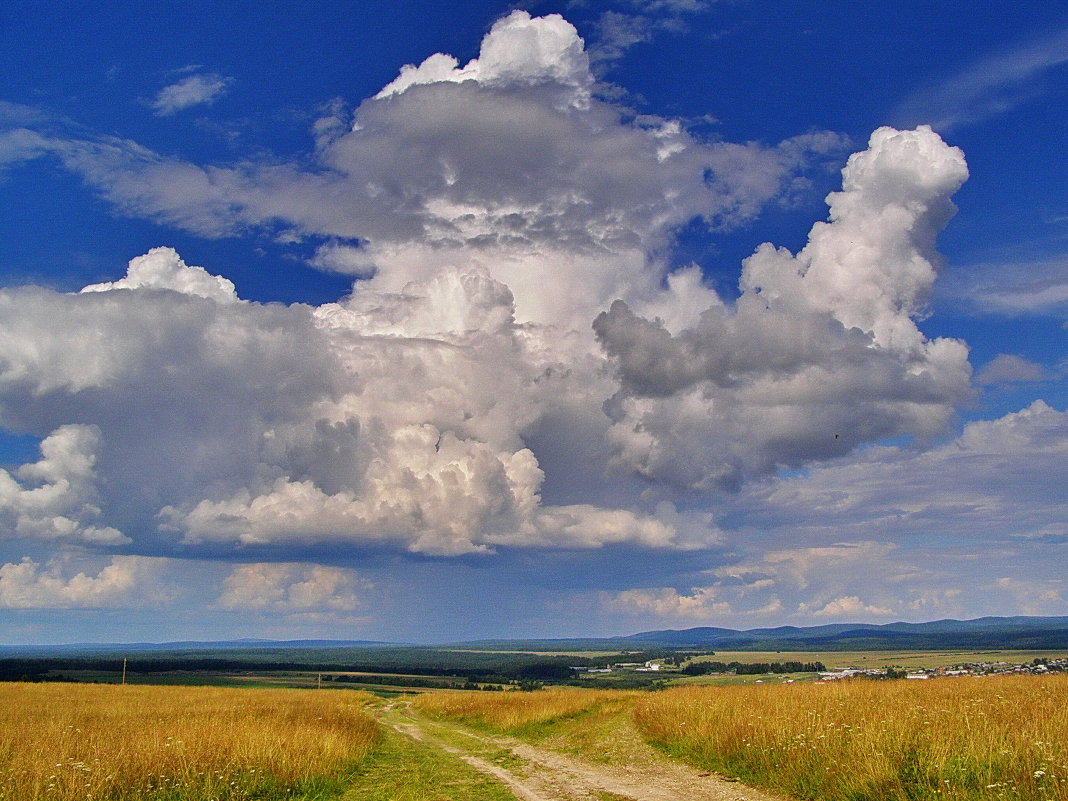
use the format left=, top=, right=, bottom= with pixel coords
left=5, top=616, right=1068, bottom=656
left=617, top=616, right=1068, bottom=650
left=0, top=639, right=393, bottom=658
left=444, top=616, right=1068, bottom=651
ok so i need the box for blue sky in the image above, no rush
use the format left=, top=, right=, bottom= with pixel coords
left=1, top=0, right=1066, bottom=644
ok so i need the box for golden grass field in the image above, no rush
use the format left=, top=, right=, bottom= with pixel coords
left=418, top=675, right=1068, bottom=801
left=414, top=687, right=634, bottom=732
left=636, top=674, right=1068, bottom=801
left=0, top=683, right=378, bottom=801
left=7, top=672, right=1068, bottom=801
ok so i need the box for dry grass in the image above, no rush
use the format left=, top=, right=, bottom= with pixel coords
left=635, top=674, right=1068, bottom=800
left=413, top=688, right=632, bottom=733
left=0, top=682, right=378, bottom=801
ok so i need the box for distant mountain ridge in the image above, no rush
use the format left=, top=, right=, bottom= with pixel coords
left=444, top=616, right=1068, bottom=651
left=0, top=639, right=393, bottom=657
left=4, top=616, right=1068, bottom=654
left=618, top=616, right=1068, bottom=650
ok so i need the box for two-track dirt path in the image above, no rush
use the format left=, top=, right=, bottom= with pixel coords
left=377, top=702, right=787, bottom=801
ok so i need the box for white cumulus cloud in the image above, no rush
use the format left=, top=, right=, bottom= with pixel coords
left=0, top=13, right=1009, bottom=576
left=0, top=555, right=163, bottom=609
left=217, top=563, right=369, bottom=613
left=81, top=247, right=238, bottom=302
left=0, top=131, right=984, bottom=557
left=0, top=425, right=127, bottom=545
left=601, top=585, right=734, bottom=619
left=802, top=595, right=894, bottom=618
left=975, top=354, right=1051, bottom=386
left=1, top=248, right=702, bottom=556
left=376, top=12, right=593, bottom=101
left=0, top=12, right=846, bottom=333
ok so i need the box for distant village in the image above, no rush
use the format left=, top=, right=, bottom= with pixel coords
left=578, top=659, right=665, bottom=674
left=817, top=656, right=1068, bottom=681
left=570, top=655, right=1068, bottom=682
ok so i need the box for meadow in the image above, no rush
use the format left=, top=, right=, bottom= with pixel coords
left=0, top=683, right=378, bottom=801
left=6, top=666, right=1068, bottom=801
left=419, top=675, right=1068, bottom=801
left=414, top=687, right=635, bottom=734
left=640, top=675, right=1068, bottom=801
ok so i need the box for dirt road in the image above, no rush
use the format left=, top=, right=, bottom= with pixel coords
left=378, top=703, right=786, bottom=801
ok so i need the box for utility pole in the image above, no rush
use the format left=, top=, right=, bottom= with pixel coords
left=121, top=658, right=127, bottom=686
left=317, top=672, right=322, bottom=689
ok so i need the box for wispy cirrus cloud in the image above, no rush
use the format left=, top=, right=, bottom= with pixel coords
left=941, top=257, right=1068, bottom=316
left=894, top=26, right=1068, bottom=131
left=151, top=71, right=234, bottom=116
left=736, top=400, right=1068, bottom=544
left=582, top=0, right=713, bottom=64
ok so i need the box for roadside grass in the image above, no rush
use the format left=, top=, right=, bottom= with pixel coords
left=0, top=682, right=378, bottom=801
left=342, top=727, right=517, bottom=801
left=417, top=675, right=1068, bottom=801
left=413, top=688, right=630, bottom=737
left=635, top=674, right=1068, bottom=801
left=413, top=688, right=655, bottom=769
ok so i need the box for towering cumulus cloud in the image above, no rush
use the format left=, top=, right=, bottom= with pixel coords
left=0, top=13, right=843, bottom=331
left=0, top=13, right=973, bottom=563
left=329, top=11, right=844, bottom=329
left=595, top=126, right=972, bottom=490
